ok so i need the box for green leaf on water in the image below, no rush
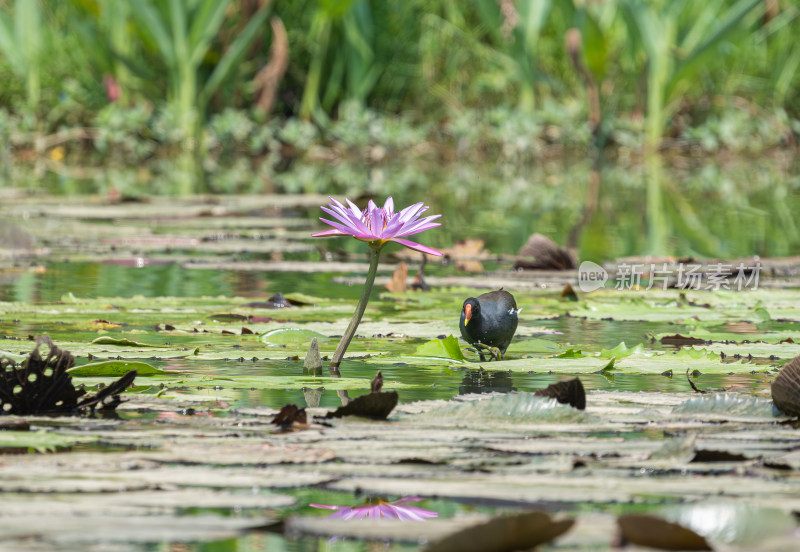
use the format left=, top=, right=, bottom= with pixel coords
left=599, top=342, right=645, bottom=359
left=0, top=349, right=26, bottom=362
left=260, top=328, right=328, bottom=345
left=0, top=430, right=97, bottom=453
left=557, top=348, right=585, bottom=358
left=414, top=335, right=465, bottom=361
left=90, top=336, right=169, bottom=348
left=68, top=360, right=163, bottom=376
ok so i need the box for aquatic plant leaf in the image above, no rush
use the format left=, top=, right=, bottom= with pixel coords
left=68, top=360, right=162, bottom=376
left=672, top=393, right=779, bottom=419
left=414, top=335, right=465, bottom=361
left=90, top=336, right=169, bottom=348
left=616, top=514, right=712, bottom=550
left=599, top=341, right=645, bottom=359
left=424, top=511, right=574, bottom=552
left=0, top=430, right=98, bottom=453
left=260, top=328, right=328, bottom=345
left=421, top=393, right=588, bottom=423
left=557, top=348, right=584, bottom=358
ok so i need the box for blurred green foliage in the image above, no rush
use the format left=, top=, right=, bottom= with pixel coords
left=0, top=0, right=797, bottom=195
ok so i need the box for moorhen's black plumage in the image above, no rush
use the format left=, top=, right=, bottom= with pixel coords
left=459, top=289, right=519, bottom=361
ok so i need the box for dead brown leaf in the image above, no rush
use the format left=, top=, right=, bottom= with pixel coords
left=385, top=262, right=408, bottom=293
left=772, top=354, right=800, bottom=417
left=424, top=510, right=574, bottom=552
left=616, top=514, right=712, bottom=550
left=534, top=377, right=586, bottom=410
left=515, top=234, right=576, bottom=270
left=443, top=239, right=486, bottom=273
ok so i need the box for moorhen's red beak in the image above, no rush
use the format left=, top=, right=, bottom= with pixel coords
left=464, top=303, right=472, bottom=326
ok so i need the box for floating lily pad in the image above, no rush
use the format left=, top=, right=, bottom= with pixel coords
left=260, top=328, right=329, bottom=346
left=68, top=360, right=163, bottom=376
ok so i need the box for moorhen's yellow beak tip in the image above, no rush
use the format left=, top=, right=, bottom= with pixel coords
left=464, top=304, right=472, bottom=325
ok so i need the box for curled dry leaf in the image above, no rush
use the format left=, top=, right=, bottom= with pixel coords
left=324, top=391, right=398, bottom=420
left=0, top=336, right=135, bottom=415
left=534, top=377, right=586, bottom=410
left=424, top=510, right=574, bottom=552
left=443, top=239, right=486, bottom=273
left=515, top=233, right=576, bottom=270
left=385, top=262, right=408, bottom=294
left=370, top=370, right=384, bottom=393
left=616, top=514, right=712, bottom=551
left=660, top=334, right=707, bottom=346
left=271, top=404, right=307, bottom=430
left=772, top=354, right=800, bottom=417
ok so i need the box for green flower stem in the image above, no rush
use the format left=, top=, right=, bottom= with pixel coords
left=329, top=244, right=382, bottom=373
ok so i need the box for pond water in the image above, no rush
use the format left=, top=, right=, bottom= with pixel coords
left=1, top=161, right=799, bottom=552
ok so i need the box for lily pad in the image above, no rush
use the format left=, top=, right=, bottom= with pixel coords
left=414, top=335, right=466, bottom=361
left=90, top=336, right=169, bottom=348
left=260, top=328, right=329, bottom=346
left=68, top=360, right=163, bottom=377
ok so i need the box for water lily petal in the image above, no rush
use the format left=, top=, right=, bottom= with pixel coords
left=317, top=217, right=362, bottom=236
left=346, top=198, right=364, bottom=219
left=392, top=238, right=443, bottom=256
left=327, top=197, right=354, bottom=220
left=395, top=216, right=442, bottom=237
left=320, top=206, right=360, bottom=229
left=383, top=196, right=394, bottom=214
left=311, top=228, right=344, bottom=237
left=396, top=202, right=425, bottom=223
left=396, top=506, right=439, bottom=520
left=392, top=497, right=424, bottom=505
left=309, top=503, right=344, bottom=510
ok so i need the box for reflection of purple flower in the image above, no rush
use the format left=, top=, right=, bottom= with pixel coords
left=310, top=497, right=439, bottom=521
left=312, top=196, right=442, bottom=256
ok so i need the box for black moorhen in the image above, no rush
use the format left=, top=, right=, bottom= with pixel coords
left=459, top=289, right=519, bottom=361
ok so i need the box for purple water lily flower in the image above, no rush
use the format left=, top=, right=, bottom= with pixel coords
left=310, top=497, right=439, bottom=521
left=312, top=196, right=442, bottom=256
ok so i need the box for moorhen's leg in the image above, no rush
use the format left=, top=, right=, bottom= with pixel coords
left=489, top=347, right=501, bottom=361
left=474, top=342, right=489, bottom=362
